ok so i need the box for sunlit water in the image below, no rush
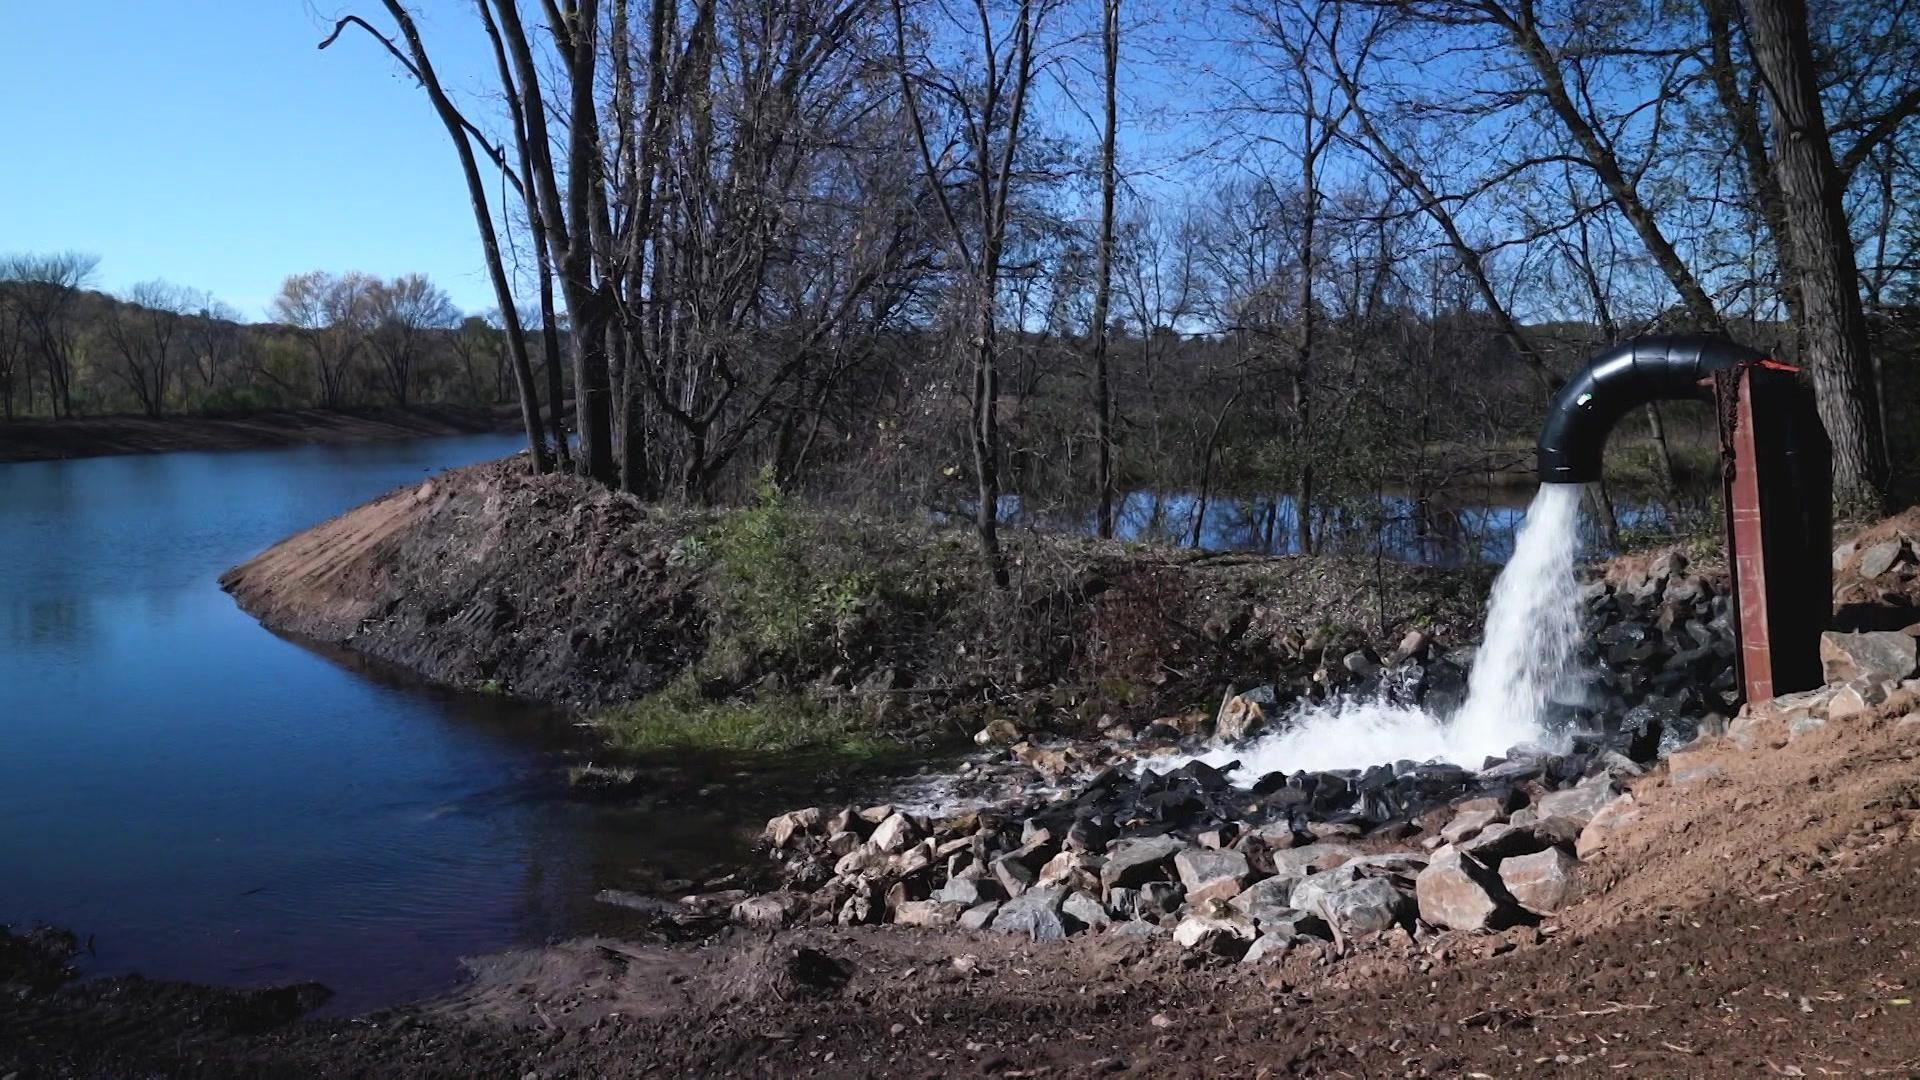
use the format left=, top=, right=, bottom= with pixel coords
left=1168, top=484, right=1590, bottom=780
left=0, top=436, right=791, bottom=1013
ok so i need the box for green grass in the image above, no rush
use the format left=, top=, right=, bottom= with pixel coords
left=593, top=674, right=898, bottom=760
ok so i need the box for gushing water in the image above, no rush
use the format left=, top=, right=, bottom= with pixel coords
left=1172, top=484, right=1589, bottom=780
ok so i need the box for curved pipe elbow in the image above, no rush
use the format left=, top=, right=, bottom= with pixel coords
left=1536, top=334, right=1768, bottom=484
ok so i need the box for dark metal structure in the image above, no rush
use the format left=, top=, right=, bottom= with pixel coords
left=1536, top=334, right=1832, bottom=703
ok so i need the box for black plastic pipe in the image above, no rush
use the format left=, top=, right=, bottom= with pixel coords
left=1536, top=334, right=1769, bottom=484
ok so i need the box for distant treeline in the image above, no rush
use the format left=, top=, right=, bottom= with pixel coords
left=0, top=254, right=523, bottom=420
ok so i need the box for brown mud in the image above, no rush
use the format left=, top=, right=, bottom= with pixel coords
left=0, top=404, right=522, bottom=464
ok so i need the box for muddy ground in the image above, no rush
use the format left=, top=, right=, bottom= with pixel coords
left=0, top=405, right=522, bottom=464
left=8, top=687, right=1920, bottom=1077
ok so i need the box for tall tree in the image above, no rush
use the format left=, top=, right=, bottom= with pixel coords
left=1089, top=0, right=1120, bottom=539
left=892, top=0, right=1062, bottom=585
left=1743, top=0, right=1889, bottom=508
left=366, top=273, right=457, bottom=407
left=101, top=281, right=193, bottom=417
left=0, top=252, right=98, bottom=418
left=271, top=271, right=375, bottom=408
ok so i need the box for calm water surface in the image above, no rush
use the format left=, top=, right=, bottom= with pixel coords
left=0, top=436, right=766, bottom=1013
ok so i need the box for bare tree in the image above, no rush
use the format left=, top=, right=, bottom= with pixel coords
left=1088, top=0, right=1120, bottom=538
left=0, top=252, right=99, bottom=418
left=366, top=274, right=457, bottom=407
left=892, top=0, right=1066, bottom=585
left=183, top=296, right=248, bottom=400
left=321, top=3, right=555, bottom=472
left=101, top=281, right=194, bottom=417
left=271, top=271, right=376, bottom=408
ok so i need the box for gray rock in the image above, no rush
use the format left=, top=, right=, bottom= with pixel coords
left=1288, top=865, right=1362, bottom=915
left=1415, top=849, right=1521, bottom=931
left=991, top=854, right=1035, bottom=897
left=991, top=885, right=1071, bottom=941
left=868, top=811, right=919, bottom=853
left=1443, top=807, right=1497, bottom=849
left=935, top=877, right=1004, bottom=907
left=893, top=899, right=966, bottom=928
left=1100, top=835, right=1185, bottom=890
left=1317, top=876, right=1410, bottom=938
left=1858, top=539, right=1904, bottom=579
left=1104, top=886, right=1139, bottom=917
left=1343, top=650, right=1380, bottom=677
left=1533, top=777, right=1624, bottom=829
left=1174, top=847, right=1252, bottom=905
left=732, top=892, right=807, bottom=929
left=763, top=807, right=823, bottom=849
left=1270, top=842, right=1360, bottom=876
left=1455, top=822, right=1548, bottom=864
left=1109, top=919, right=1165, bottom=938
left=1828, top=679, right=1890, bottom=722
left=1833, top=538, right=1859, bottom=570
left=1227, top=874, right=1308, bottom=922
left=1241, top=933, right=1292, bottom=964
left=1134, top=881, right=1186, bottom=916
left=1575, top=794, right=1641, bottom=859
left=1498, top=848, right=1579, bottom=914
left=1173, top=912, right=1257, bottom=956
left=1216, top=686, right=1275, bottom=742
left=1821, top=631, right=1918, bottom=685
left=1062, top=890, right=1111, bottom=933
left=958, top=901, right=1000, bottom=930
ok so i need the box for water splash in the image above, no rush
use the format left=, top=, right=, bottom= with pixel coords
left=1168, top=484, right=1589, bottom=780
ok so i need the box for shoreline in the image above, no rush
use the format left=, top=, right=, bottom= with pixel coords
left=0, top=404, right=525, bottom=465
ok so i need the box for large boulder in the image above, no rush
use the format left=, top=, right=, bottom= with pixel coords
left=1269, top=842, right=1360, bottom=876
left=1415, top=849, right=1522, bottom=931
left=1534, top=776, right=1623, bottom=830
left=1173, top=912, right=1257, bottom=957
left=1174, top=847, right=1253, bottom=905
left=1575, top=793, right=1642, bottom=859
left=893, top=900, right=966, bottom=928
left=991, top=885, right=1072, bottom=941
left=763, top=807, right=823, bottom=849
left=1062, top=891, right=1112, bottom=933
left=868, top=811, right=920, bottom=854
left=1216, top=686, right=1277, bottom=742
left=1820, top=631, right=1918, bottom=685
left=1100, top=836, right=1185, bottom=891
left=1320, top=877, right=1410, bottom=938
left=1498, top=848, right=1580, bottom=914
left=1228, top=874, right=1308, bottom=922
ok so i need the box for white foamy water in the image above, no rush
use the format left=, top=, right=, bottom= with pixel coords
left=1163, top=484, right=1589, bottom=781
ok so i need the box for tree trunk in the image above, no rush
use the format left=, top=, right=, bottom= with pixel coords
left=973, top=309, right=1009, bottom=588
left=1089, top=0, right=1119, bottom=539
left=1742, top=0, right=1889, bottom=509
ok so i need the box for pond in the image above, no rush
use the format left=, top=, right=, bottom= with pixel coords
left=0, top=436, right=813, bottom=1013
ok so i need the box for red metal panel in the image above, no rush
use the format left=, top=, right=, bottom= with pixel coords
left=1725, top=370, right=1775, bottom=702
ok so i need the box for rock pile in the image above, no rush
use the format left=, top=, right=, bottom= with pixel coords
left=744, top=752, right=1647, bottom=962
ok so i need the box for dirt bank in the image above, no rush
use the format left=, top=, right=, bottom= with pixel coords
left=0, top=405, right=523, bottom=464
left=219, top=459, right=1496, bottom=730
left=8, top=673, right=1920, bottom=1077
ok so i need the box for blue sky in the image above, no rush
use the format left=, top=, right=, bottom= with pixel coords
left=2, top=3, right=506, bottom=318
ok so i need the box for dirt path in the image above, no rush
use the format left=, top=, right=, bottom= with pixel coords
left=8, top=692, right=1919, bottom=1077
left=0, top=405, right=522, bottom=464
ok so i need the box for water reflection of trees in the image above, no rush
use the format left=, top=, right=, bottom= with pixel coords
left=1005, top=484, right=1672, bottom=566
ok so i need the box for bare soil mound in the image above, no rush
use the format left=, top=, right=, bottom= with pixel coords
left=220, top=458, right=1495, bottom=717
